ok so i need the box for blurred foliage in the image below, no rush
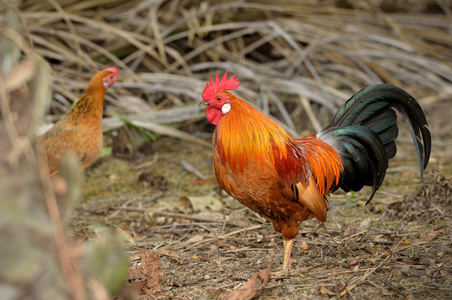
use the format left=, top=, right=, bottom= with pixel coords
left=0, top=6, right=129, bottom=300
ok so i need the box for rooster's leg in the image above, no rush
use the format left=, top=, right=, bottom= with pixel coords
left=282, top=237, right=294, bottom=272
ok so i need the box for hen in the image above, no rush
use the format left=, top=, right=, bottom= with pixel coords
left=199, top=71, right=431, bottom=272
left=38, top=67, right=119, bottom=175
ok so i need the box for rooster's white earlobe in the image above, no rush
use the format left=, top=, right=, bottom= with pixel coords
left=222, top=103, right=231, bottom=114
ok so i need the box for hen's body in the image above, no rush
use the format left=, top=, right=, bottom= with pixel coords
left=200, top=71, right=431, bottom=272
left=38, top=67, right=118, bottom=175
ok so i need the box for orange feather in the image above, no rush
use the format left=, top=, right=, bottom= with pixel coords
left=215, top=92, right=292, bottom=171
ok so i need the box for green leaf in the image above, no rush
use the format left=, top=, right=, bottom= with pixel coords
left=100, top=146, right=112, bottom=158
left=116, top=113, right=157, bottom=141
left=93, top=226, right=110, bottom=234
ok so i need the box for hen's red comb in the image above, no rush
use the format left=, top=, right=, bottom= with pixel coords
left=104, top=67, right=118, bottom=75
left=202, top=70, right=240, bottom=100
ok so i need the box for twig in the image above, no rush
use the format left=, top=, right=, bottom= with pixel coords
left=265, top=87, right=296, bottom=130
left=41, top=170, right=85, bottom=300
left=182, top=224, right=268, bottom=251
left=382, top=280, right=409, bottom=297
left=339, top=230, right=367, bottom=242
left=314, top=267, right=392, bottom=280
left=299, top=95, right=322, bottom=132
left=180, top=159, right=205, bottom=179
left=116, top=207, right=248, bottom=228
left=337, top=254, right=392, bottom=297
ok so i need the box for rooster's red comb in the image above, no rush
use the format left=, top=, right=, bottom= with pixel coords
left=202, top=70, right=240, bottom=100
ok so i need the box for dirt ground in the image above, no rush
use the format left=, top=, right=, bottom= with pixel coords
left=69, top=99, right=452, bottom=299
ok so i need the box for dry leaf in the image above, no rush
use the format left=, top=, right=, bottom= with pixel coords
left=188, top=195, right=224, bottom=212
left=128, top=250, right=162, bottom=296
left=299, top=241, right=309, bottom=251
left=319, top=286, right=337, bottom=296
left=440, top=269, right=449, bottom=278
left=219, top=266, right=271, bottom=300
left=186, top=235, right=204, bottom=243
left=419, top=230, right=439, bottom=242
left=115, top=227, right=137, bottom=245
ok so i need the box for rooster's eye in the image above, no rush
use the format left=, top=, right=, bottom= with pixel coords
left=217, top=97, right=221, bottom=101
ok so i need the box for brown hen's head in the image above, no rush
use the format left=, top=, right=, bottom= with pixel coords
left=199, top=70, right=240, bottom=125
left=101, top=67, right=119, bottom=89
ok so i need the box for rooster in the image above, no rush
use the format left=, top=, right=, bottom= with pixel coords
left=199, top=71, right=430, bottom=272
left=38, top=67, right=119, bottom=175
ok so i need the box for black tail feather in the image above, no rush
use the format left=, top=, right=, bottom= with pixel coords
left=318, top=84, right=431, bottom=204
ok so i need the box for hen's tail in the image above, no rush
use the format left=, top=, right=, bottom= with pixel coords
left=318, top=84, right=431, bottom=204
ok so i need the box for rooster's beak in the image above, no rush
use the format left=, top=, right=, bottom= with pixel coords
left=198, top=100, right=209, bottom=107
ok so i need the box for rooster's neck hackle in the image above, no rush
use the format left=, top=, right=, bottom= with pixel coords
left=215, top=94, right=293, bottom=170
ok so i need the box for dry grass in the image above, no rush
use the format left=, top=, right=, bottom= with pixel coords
left=3, top=0, right=452, bottom=134
left=2, top=0, right=452, bottom=299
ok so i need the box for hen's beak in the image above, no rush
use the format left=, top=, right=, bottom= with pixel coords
left=198, top=100, right=209, bottom=107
